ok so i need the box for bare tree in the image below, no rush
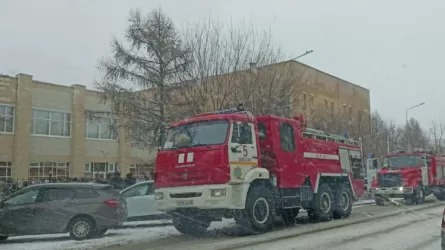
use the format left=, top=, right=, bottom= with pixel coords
left=430, top=119, right=445, bottom=153
left=88, top=8, right=190, bottom=148
left=174, top=21, right=308, bottom=116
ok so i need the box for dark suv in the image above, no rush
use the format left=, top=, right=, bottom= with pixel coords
left=0, top=183, right=127, bottom=242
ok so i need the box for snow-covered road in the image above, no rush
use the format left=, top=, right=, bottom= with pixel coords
left=3, top=199, right=433, bottom=250
left=237, top=205, right=444, bottom=250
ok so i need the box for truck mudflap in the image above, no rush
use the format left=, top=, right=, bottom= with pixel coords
left=155, top=184, right=248, bottom=211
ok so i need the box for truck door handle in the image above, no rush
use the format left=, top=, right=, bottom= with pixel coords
left=252, top=156, right=258, bottom=159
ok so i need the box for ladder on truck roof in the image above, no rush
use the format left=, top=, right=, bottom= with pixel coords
left=302, top=128, right=360, bottom=146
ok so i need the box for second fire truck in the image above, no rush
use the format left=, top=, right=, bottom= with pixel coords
left=154, top=109, right=365, bottom=235
left=371, top=149, right=445, bottom=205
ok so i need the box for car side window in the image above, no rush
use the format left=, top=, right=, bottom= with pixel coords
left=123, top=184, right=149, bottom=198
left=42, top=188, right=75, bottom=202
left=4, top=188, right=40, bottom=206
left=146, top=183, right=154, bottom=195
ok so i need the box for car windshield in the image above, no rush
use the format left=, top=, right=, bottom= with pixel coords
left=163, top=120, right=229, bottom=150
left=383, top=155, right=423, bottom=169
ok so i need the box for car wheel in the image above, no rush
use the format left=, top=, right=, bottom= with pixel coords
left=0, top=236, right=8, bottom=242
left=68, top=216, right=95, bottom=241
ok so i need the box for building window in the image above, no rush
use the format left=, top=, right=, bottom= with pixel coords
left=85, top=116, right=118, bottom=140
left=84, top=162, right=118, bottom=179
left=302, top=93, right=306, bottom=110
left=309, top=95, right=314, bottom=109
left=330, top=101, right=335, bottom=115
left=0, top=161, right=12, bottom=178
left=324, top=99, right=328, bottom=111
left=358, top=110, right=363, bottom=123
left=348, top=105, right=353, bottom=116
left=0, top=105, right=14, bottom=133
left=129, top=164, right=154, bottom=179
left=31, top=109, right=71, bottom=137
left=29, top=162, right=70, bottom=180
left=343, top=104, right=347, bottom=114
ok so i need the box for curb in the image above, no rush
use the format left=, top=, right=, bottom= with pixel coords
left=210, top=201, right=445, bottom=250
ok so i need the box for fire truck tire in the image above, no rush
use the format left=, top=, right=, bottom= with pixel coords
left=333, top=185, right=353, bottom=219
left=375, top=197, right=385, bottom=206
left=308, top=184, right=334, bottom=222
left=281, top=208, right=300, bottom=225
left=237, top=186, right=274, bottom=234
left=413, top=187, right=425, bottom=204
left=435, top=193, right=445, bottom=201
left=171, top=215, right=210, bottom=237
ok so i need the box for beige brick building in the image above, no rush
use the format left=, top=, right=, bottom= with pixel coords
left=0, top=62, right=370, bottom=180
left=0, top=74, right=155, bottom=180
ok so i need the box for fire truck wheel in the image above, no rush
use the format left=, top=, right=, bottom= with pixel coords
left=308, top=184, right=334, bottom=222
left=172, top=215, right=210, bottom=237
left=239, top=186, right=274, bottom=233
left=413, top=187, right=425, bottom=204
left=281, top=208, right=300, bottom=225
left=375, top=197, right=385, bottom=206
left=333, top=185, right=353, bottom=219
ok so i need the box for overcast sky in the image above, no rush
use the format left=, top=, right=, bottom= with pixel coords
left=0, top=0, right=443, bottom=128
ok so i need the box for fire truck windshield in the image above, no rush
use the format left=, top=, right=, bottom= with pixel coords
left=163, top=120, right=229, bottom=150
left=383, top=155, right=423, bottom=169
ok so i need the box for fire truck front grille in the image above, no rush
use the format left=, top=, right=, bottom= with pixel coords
left=378, top=173, right=402, bottom=187
left=169, top=192, right=202, bottom=199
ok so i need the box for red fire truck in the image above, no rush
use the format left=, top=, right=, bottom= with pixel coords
left=371, top=149, right=445, bottom=205
left=154, top=109, right=365, bottom=236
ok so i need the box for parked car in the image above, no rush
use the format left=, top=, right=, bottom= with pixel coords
left=0, top=183, right=127, bottom=242
left=120, top=180, right=166, bottom=220
left=442, top=208, right=445, bottom=249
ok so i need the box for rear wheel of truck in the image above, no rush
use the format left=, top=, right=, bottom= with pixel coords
left=172, top=214, right=210, bottom=238
left=333, top=184, right=353, bottom=219
left=237, top=185, right=274, bottom=234
left=308, top=184, right=334, bottom=222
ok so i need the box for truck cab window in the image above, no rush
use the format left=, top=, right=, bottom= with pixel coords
left=231, top=122, right=253, bottom=144
left=280, top=123, right=295, bottom=151
left=258, top=122, right=267, bottom=140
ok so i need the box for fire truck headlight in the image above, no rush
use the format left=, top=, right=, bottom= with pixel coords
left=399, top=187, right=404, bottom=191
left=155, top=192, right=164, bottom=200
left=210, top=189, right=226, bottom=197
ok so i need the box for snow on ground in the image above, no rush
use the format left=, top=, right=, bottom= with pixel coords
left=2, top=219, right=235, bottom=250
left=236, top=206, right=444, bottom=250
left=2, top=200, right=374, bottom=250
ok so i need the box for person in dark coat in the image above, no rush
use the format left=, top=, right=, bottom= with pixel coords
left=108, top=172, right=126, bottom=190
left=124, top=173, right=136, bottom=188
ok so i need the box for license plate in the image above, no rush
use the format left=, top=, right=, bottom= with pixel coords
left=177, top=200, right=193, bottom=206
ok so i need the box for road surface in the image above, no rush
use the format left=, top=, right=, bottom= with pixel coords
left=2, top=200, right=440, bottom=250
left=100, top=200, right=440, bottom=250
left=235, top=205, right=444, bottom=250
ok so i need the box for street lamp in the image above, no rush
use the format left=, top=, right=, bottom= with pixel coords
left=291, top=50, right=314, bottom=61
left=406, top=102, right=425, bottom=151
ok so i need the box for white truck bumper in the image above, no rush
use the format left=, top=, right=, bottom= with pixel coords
left=372, top=186, right=414, bottom=197
left=155, top=184, right=248, bottom=211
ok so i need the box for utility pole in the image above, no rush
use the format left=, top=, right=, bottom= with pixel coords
left=406, top=102, right=425, bottom=152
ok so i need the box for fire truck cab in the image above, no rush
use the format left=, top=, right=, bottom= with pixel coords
left=154, top=109, right=365, bottom=236
left=371, top=149, right=445, bottom=205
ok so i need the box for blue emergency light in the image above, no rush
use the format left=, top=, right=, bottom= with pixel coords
left=215, top=108, right=239, bottom=114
